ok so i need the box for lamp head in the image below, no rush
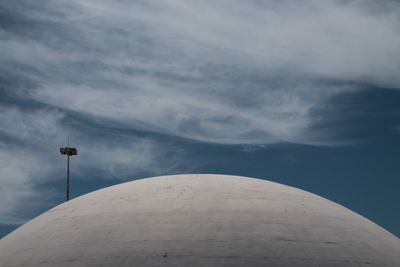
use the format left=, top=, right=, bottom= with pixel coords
left=60, top=147, right=78, bottom=156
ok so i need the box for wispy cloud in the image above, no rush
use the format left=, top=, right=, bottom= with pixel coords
left=2, top=0, right=400, bottom=145
left=0, top=147, right=52, bottom=224
left=0, top=106, right=179, bottom=224
left=1, top=0, right=400, bottom=224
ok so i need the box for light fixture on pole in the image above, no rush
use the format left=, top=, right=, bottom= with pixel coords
left=60, top=146, right=78, bottom=201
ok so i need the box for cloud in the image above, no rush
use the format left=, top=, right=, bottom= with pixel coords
left=0, top=106, right=179, bottom=224
left=0, top=107, right=62, bottom=224
left=3, top=0, right=399, bottom=145
left=1, top=0, right=400, bottom=224
left=0, top=148, right=53, bottom=224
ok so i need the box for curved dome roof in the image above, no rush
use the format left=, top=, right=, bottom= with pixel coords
left=1, top=174, right=399, bottom=267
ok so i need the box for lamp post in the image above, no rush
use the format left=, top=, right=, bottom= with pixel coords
left=60, top=147, right=78, bottom=201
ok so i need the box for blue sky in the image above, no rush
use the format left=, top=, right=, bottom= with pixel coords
left=1, top=0, right=400, bottom=238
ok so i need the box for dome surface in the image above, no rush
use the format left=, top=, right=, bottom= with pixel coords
left=0, top=174, right=399, bottom=267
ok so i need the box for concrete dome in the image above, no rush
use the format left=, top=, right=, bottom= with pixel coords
left=1, top=174, right=399, bottom=267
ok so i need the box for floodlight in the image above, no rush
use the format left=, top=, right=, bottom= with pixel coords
left=60, top=146, right=78, bottom=201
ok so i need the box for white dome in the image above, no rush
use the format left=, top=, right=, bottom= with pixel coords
left=1, top=174, right=399, bottom=266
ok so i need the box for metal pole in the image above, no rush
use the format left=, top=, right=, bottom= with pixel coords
left=60, top=145, right=77, bottom=202
left=67, top=155, right=70, bottom=201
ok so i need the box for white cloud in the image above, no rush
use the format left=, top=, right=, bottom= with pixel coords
left=0, top=109, right=62, bottom=224
left=0, top=106, right=177, bottom=224
left=1, top=0, right=400, bottom=224
left=0, top=148, right=54, bottom=224
left=65, top=0, right=400, bottom=86
left=5, top=0, right=395, bottom=145
left=33, top=79, right=351, bottom=145
left=0, top=106, right=64, bottom=142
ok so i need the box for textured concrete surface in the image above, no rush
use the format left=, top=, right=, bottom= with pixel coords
left=1, top=174, right=399, bottom=267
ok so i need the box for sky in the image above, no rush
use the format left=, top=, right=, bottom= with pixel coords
left=0, top=0, right=400, bottom=238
